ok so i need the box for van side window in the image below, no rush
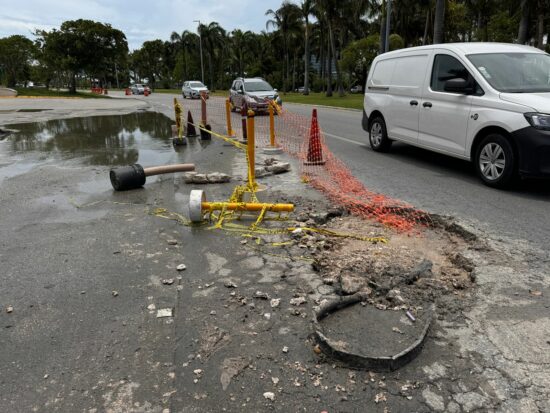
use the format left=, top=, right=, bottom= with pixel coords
left=431, top=54, right=483, bottom=95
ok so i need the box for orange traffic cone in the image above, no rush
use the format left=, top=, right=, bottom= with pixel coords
left=186, top=110, right=198, bottom=137
left=304, top=108, right=326, bottom=165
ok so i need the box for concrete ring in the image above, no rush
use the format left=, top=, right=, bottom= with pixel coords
left=189, top=189, right=206, bottom=223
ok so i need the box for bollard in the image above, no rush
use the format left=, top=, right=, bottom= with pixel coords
left=225, top=99, right=236, bottom=138
left=199, top=91, right=211, bottom=140
left=172, top=98, right=187, bottom=145
left=262, top=103, right=283, bottom=155
left=246, top=109, right=255, bottom=189
left=240, top=103, right=248, bottom=144
left=110, top=163, right=195, bottom=191
left=188, top=189, right=294, bottom=223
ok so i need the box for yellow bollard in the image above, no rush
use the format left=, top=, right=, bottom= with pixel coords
left=225, top=99, right=236, bottom=137
left=246, top=109, right=255, bottom=189
left=174, top=98, right=182, bottom=135
left=263, top=102, right=283, bottom=154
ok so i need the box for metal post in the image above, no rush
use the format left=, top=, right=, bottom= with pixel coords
left=225, top=99, right=235, bottom=137
left=246, top=110, right=255, bottom=189
left=194, top=20, right=205, bottom=84
left=385, top=0, right=392, bottom=53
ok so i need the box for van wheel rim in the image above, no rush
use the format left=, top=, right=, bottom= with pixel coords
left=371, top=123, right=383, bottom=147
left=479, top=143, right=505, bottom=181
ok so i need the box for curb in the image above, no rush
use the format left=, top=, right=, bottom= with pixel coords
left=312, top=292, right=434, bottom=372
left=283, top=101, right=362, bottom=113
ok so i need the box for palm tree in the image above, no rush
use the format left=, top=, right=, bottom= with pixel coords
left=300, top=0, right=314, bottom=95
left=266, top=1, right=302, bottom=93
left=433, top=0, right=446, bottom=44
left=170, top=30, right=197, bottom=83
left=314, top=0, right=345, bottom=97
left=230, top=29, right=253, bottom=77
left=199, top=22, right=226, bottom=90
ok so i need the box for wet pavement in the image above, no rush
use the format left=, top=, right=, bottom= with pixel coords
left=0, top=94, right=549, bottom=413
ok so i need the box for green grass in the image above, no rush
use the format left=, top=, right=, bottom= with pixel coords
left=15, top=88, right=110, bottom=98
left=281, top=92, right=363, bottom=110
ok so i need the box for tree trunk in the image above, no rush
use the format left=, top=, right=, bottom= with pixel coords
left=320, top=31, right=325, bottom=93
left=70, top=72, right=77, bottom=93
left=208, top=53, right=214, bottom=91
left=328, top=19, right=344, bottom=97
left=379, top=1, right=386, bottom=53
left=326, top=37, right=333, bottom=97
left=518, top=0, right=529, bottom=44
left=422, top=9, right=430, bottom=45
left=304, top=18, right=310, bottom=95
left=433, top=0, right=445, bottom=44
left=536, top=0, right=545, bottom=49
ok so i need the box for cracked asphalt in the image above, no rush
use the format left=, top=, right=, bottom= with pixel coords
left=0, top=92, right=549, bottom=413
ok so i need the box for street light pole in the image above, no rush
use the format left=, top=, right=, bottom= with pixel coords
left=194, top=20, right=205, bottom=84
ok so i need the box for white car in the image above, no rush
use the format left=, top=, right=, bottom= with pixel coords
left=182, top=81, right=209, bottom=99
left=363, top=42, right=550, bottom=188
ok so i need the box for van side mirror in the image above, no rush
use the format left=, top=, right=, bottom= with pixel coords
left=444, top=78, right=474, bottom=94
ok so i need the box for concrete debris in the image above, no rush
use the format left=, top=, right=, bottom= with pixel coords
left=224, top=281, right=238, bottom=288
left=6, top=306, right=13, bottom=313
left=290, top=296, right=307, bottom=306
left=157, top=308, right=173, bottom=318
left=220, top=357, right=248, bottom=391
left=162, top=279, right=175, bottom=285
left=263, top=313, right=271, bottom=320
left=176, top=264, right=187, bottom=271
left=183, top=172, right=231, bottom=184
left=529, top=289, right=543, bottom=297
left=375, top=392, right=387, bottom=403
left=254, top=291, right=270, bottom=300
left=263, top=392, right=275, bottom=401
left=147, top=304, right=156, bottom=311
left=167, top=239, right=178, bottom=245
left=282, top=346, right=289, bottom=353
left=255, top=158, right=291, bottom=178
left=210, top=310, right=217, bottom=315
left=270, top=298, right=281, bottom=308
left=112, top=291, right=119, bottom=297
left=271, top=377, right=279, bottom=385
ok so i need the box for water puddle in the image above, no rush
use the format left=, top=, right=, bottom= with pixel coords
left=3, top=112, right=175, bottom=167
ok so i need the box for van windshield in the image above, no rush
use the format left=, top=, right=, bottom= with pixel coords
left=467, top=53, right=550, bottom=93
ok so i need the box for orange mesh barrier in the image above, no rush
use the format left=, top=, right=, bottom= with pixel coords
left=178, top=96, right=432, bottom=231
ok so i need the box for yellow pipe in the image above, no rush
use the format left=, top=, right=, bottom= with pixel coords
left=225, top=99, right=235, bottom=136
left=269, top=104, right=276, bottom=147
left=202, top=202, right=294, bottom=212
left=247, top=110, right=255, bottom=188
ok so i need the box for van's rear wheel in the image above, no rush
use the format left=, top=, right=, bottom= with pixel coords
left=369, top=116, right=392, bottom=152
left=475, top=134, right=515, bottom=188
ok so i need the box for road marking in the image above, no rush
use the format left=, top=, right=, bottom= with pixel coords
left=322, top=131, right=364, bottom=146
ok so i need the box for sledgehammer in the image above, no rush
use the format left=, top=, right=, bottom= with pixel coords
left=110, top=163, right=195, bottom=191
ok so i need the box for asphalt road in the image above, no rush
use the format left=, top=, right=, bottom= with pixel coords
left=284, top=102, right=550, bottom=250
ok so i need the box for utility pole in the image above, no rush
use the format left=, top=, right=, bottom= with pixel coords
left=385, top=0, right=392, bottom=53
left=194, top=20, right=205, bottom=84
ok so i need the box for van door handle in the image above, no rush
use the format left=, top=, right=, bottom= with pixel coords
left=410, top=100, right=418, bottom=106
left=423, top=102, right=432, bottom=108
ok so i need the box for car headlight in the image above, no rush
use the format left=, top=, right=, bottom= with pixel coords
left=524, top=113, right=550, bottom=130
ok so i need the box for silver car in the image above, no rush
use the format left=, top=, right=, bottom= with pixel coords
left=182, top=81, right=209, bottom=99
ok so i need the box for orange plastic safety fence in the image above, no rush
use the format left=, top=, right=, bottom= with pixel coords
left=178, top=95, right=432, bottom=231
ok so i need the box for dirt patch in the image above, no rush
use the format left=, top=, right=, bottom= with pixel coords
left=292, top=211, right=476, bottom=319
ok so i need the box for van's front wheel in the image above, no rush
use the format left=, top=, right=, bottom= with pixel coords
left=369, top=117, right=392, bottom=152
left=475, top=134, right=515, bottom=188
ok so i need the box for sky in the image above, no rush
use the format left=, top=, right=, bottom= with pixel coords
left=0, top=0, right=292, bottom=50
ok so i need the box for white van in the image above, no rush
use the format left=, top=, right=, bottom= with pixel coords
left=362, top=43, right=550, bottom=188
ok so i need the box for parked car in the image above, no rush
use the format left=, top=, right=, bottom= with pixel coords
left=131, top=84, right=145, bottom=95
left=229, top=77, right=282, bottom=113
left=350, top=85, right=363, bottom=93
left=182, top=81, right=209, bottom=99
left=295, top=86, right=305, bottom=93
left=362, top=42, right=550, bottom=188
